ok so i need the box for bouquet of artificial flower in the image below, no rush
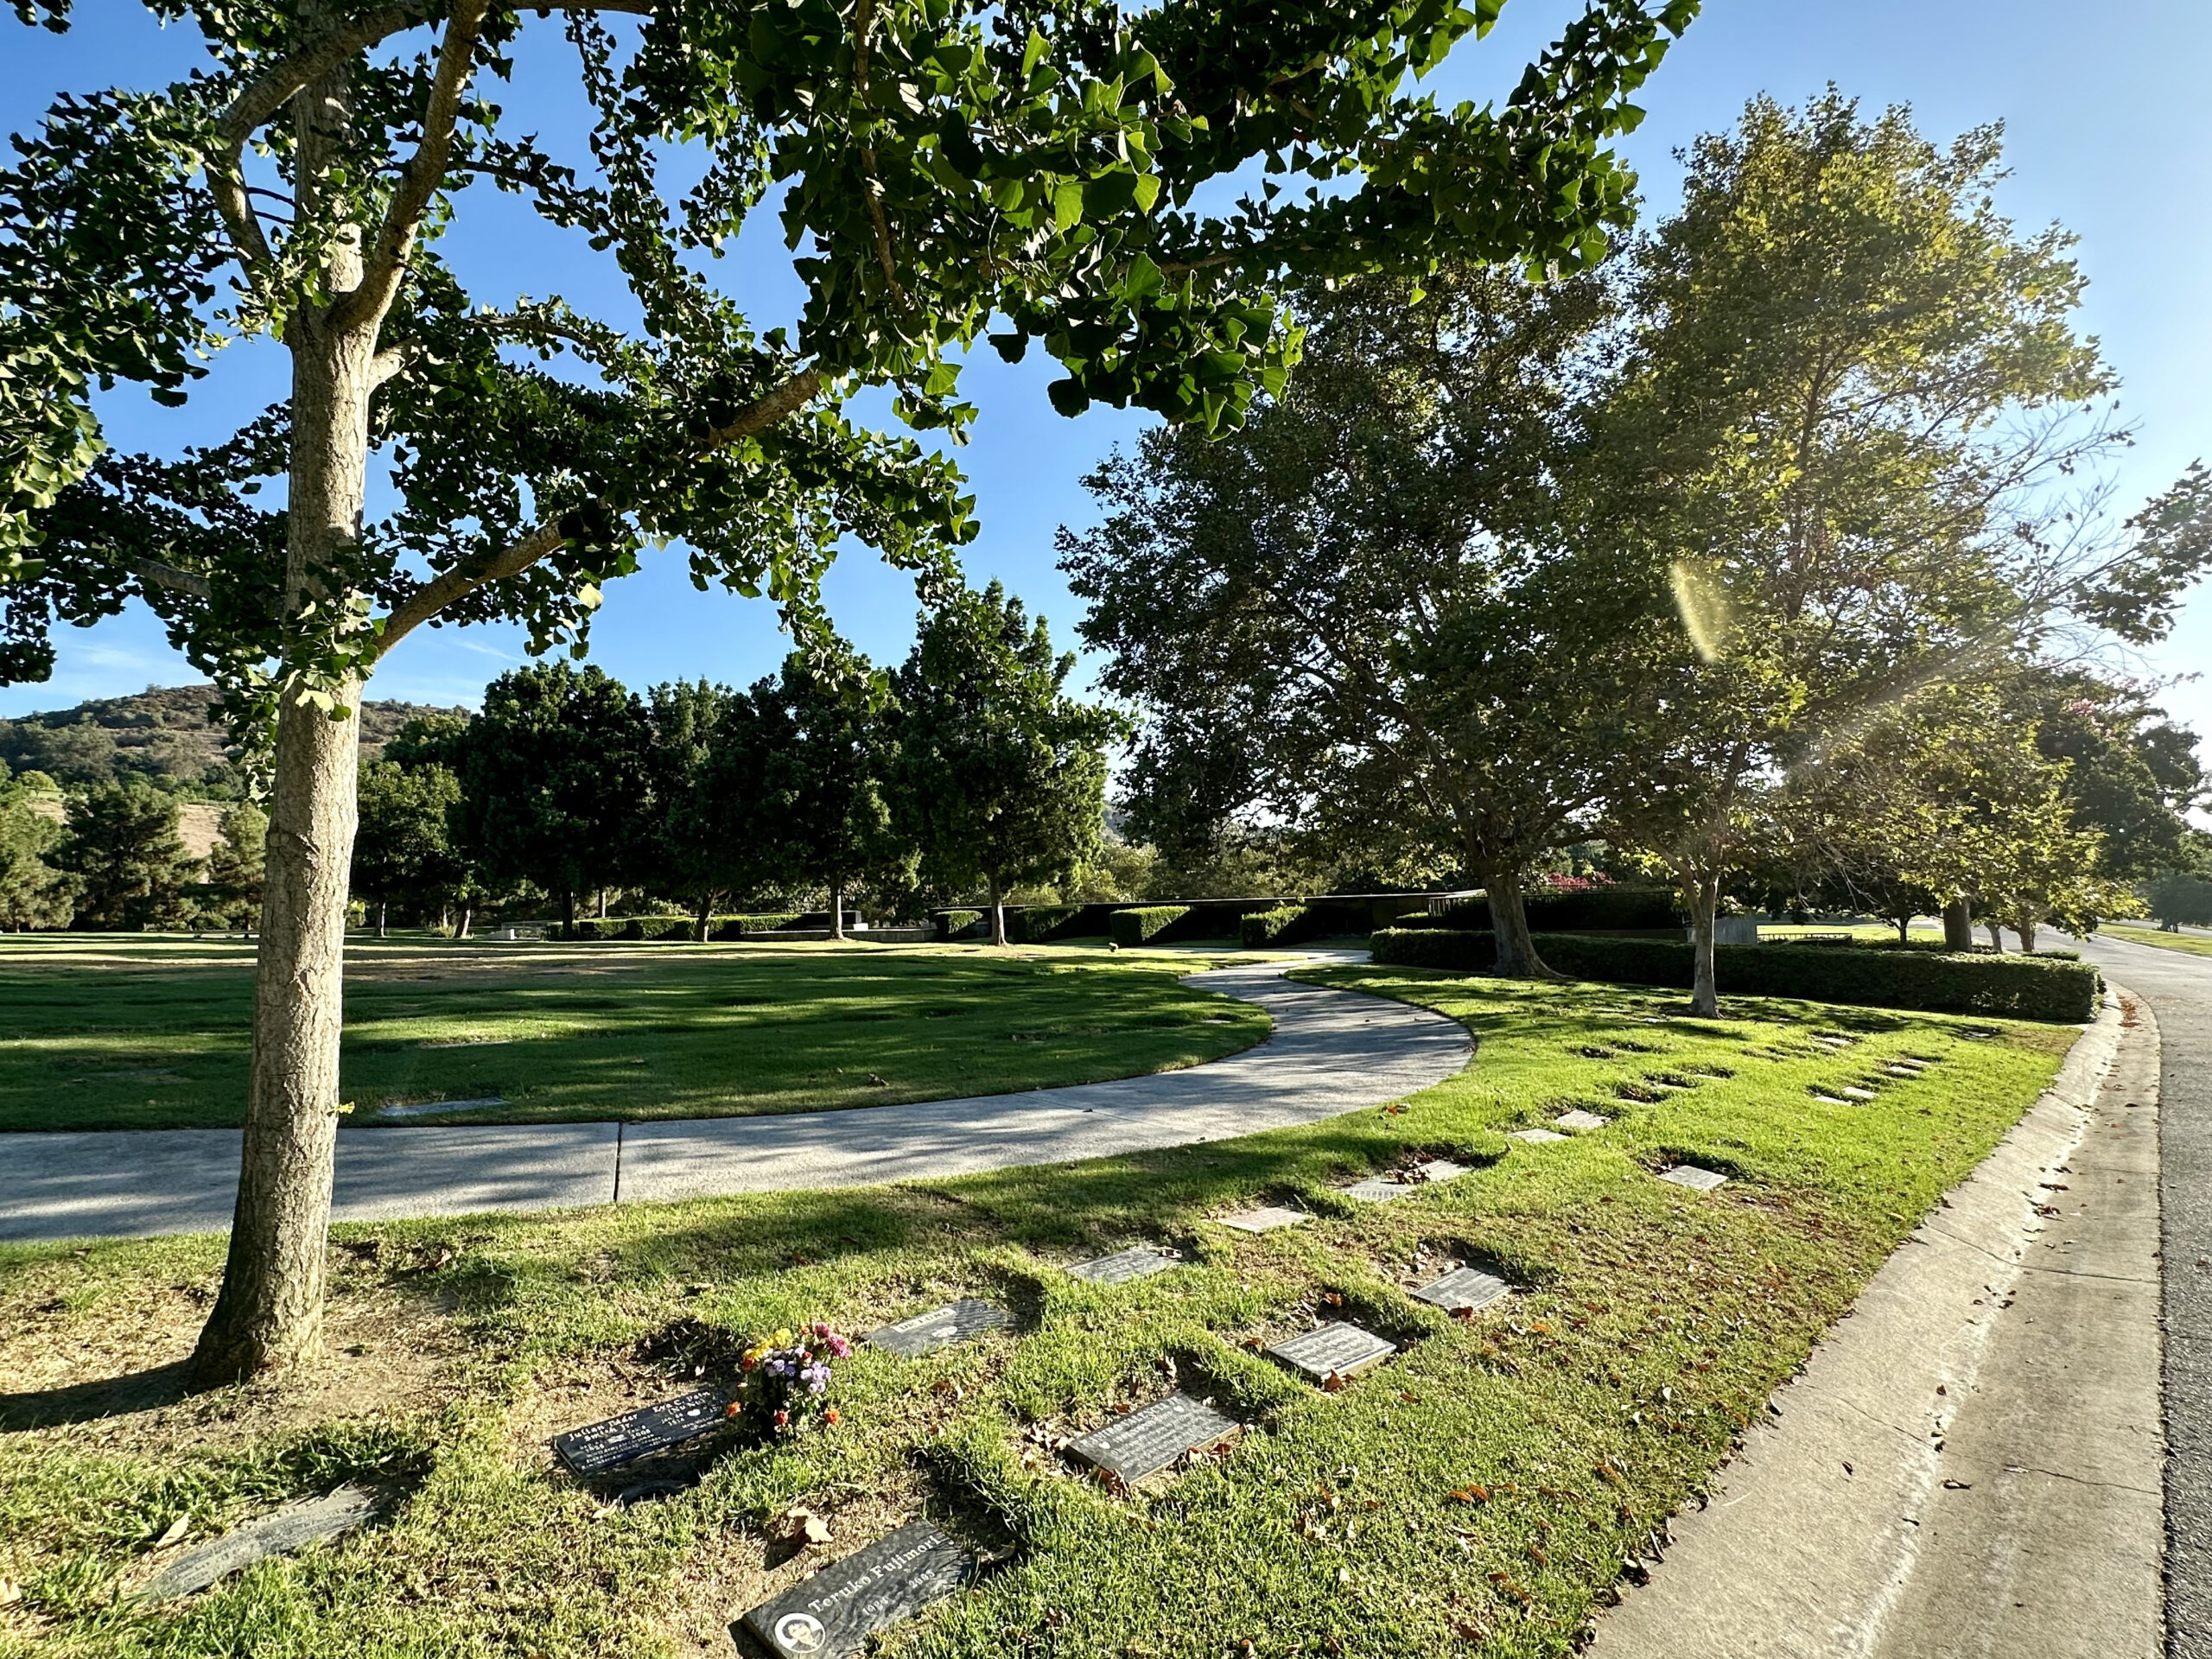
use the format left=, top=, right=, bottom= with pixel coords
left=729, top=1323, right=853, bottom=1435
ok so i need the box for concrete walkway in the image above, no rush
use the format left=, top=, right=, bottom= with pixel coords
left=1591, top=982, right=2162, bottom=1659
left=0, top=957, right=1471, bottom=1243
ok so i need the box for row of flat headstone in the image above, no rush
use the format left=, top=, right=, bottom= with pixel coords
left=567, top=1110, right=1739, bottom=1653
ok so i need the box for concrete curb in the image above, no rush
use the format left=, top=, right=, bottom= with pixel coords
left=1590, top=987, right=2159, bottom=1659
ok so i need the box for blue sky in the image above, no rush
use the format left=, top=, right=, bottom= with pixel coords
left=3, top=0, right=2208, bottom=768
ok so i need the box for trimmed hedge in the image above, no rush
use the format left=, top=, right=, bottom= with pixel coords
left=1415, top=887, right=1682, bottom=932
left=1110, top=905, right=1194, bottom=946
left=1242, top=905, right=1312, bottom=947
left=937, top=909, right=985, bottom=941
left=707, top=912, right=804, bottom=941
left=1010, top=904, right=1084, bottom=944
left=1369, top=929, right=2101, bottom=1023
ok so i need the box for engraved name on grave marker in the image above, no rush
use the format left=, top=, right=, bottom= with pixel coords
left=1411, top=1267, right=1511, bottom=1313
left=737, top=1520, right=976, bottom=1659
left=1341, top=1177, right=1414, bottom=1203
left=1265, top=1321, right=1397, bottom=1384
left=1065, top=1247, right=1178, bottom=1286
left=140, top=1485, right=386, bottom=1601
left=553, top=1389, right=727, bottom=1476
left=1215, top=1205, right=1310, bottom=1234
left=1065, top=1393, right=1243, bottom=1484
left=866, top=1299, right=1009, bottom=1358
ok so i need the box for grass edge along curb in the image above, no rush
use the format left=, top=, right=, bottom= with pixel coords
left=1370, top=927, right=2101, bottom=1022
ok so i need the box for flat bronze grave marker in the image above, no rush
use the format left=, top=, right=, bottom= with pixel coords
left=1065, top=1393, right=1242, bottom=1484
left=1265, top=1321, right=1396, bottom=1385
left=1215, top=1205, right=1309, bottom=1234
left=737, top=1519, right=975, bottom=1659
left=1810, top=1091, right=1853, bottom=1106
left=1840, top=1085, right=1878, bottom=1101
left=1657, top=1165, right=1729, bottom=1192
left=1341, top=1177, right=1414, bottom=1204
left=140, top=1484, right=385, bottom=1601
left=867, top=1299, right=1009, bottom=1358
left=1414, top=1158, right=1471, bottom=1183
left=1411, top=1267, right=1510, bottom=1313
left=1554, top=1109, right=1609, bottom=1132
left=1065, top=1246, right=1179, bottom=1286
left=1509, top=1128, right=1568, bottom=1145
left=554, top=1389, right=727, bottom=1476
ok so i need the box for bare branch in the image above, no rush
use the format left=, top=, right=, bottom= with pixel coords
left=336, top=0, right=493, bottom=333
left=370, top=369, right=826, bottom=662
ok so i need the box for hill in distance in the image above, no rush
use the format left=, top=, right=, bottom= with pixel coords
left=0, top=683, right=467, bottom=799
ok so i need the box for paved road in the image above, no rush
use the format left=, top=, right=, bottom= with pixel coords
left=0, top=957, right=1471, bottom=1243
left=2069, top=930, right=2212, bottom=1657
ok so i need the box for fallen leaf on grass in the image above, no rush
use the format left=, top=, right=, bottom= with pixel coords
left=781, top=1507, right=833, bottom=1547
left=152, top=1515, right=191, bottom=1548
left=1449, top=1485, right=1490, bottom=1506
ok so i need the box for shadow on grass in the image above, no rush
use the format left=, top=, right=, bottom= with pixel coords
left=0, top=1357, right=200, bottom=1430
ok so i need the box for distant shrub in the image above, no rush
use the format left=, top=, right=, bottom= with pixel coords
left=1110, top=905, right=1193, bottom=946
left=1369, top=930, right=2101, bottom=1023
left=936, top=909, right=984, bottom=941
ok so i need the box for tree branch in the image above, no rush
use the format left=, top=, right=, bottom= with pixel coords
left=133, top=557, right=214, bottom=601
left=213, top=0, right=655, bottom=150
left=370, top=368, right=826, bottom=662
left=335, top=0, right=493, bottom=334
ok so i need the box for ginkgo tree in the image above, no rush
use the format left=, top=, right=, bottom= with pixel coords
left=0, top=0, right=1696, bottom=1380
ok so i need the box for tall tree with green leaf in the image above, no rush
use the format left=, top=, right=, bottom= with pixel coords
left=53, top=780, right=200, bottom=929
left=352, top=760, right=463, bottom=934
left=0, top=765, right=73, bottom=929
left=450, top=663, right=653, bottom=934
left=752, top=656, right=910, bottom=938
left=0, top=0, right=1699, bottom=1376
left=202, top=801, right=270, bottom=933
left=895, top=583, right=1117, bottom=944
left=1590, top=94, right=2199, bottom=1015
left=1063, top=263, right=1629, bottom=976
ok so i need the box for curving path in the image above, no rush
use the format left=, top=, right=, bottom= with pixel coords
left=0, top=956, right=1471, bottom=1243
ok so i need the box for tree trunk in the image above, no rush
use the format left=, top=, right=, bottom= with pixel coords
left=830, top=880, right=846, bottom=941
left=1481, top=870, right=1558, bottom=979
left=2018, top=914, right=2038, bottom=954
left=695, top=891, right=715, bottom=943
left=458, top=906, right=471, bottom=939
left=1683, top=870, right=1722, bottom=1018
left=376, top=899, right=386, bottom=939
left=563, top=888, right=576, bottom=938
left=191, top=671, right=365, bottom=1382
left=1985, top=922, right=2004, bottom=952
left=1896, top=913, right=1910, bottom=944
left=1942, top=896, right=1973, bottom=951
left=988, top=874, right=1007, bottom=947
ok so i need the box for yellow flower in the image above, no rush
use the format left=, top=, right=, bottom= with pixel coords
left=772, top=1328, right=791, bottom=1346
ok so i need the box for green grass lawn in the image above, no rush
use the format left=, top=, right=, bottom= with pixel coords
left=0, top=936, right=1270, bottom=1132
left=0, top=968, right=2072, bottom=1658
left=2098, top=924, right=2212, bottom=959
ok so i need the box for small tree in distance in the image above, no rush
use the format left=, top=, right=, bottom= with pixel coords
left=896, top=584, right=1118, bottom=945
left=202, top=801, right=269, bottom=934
